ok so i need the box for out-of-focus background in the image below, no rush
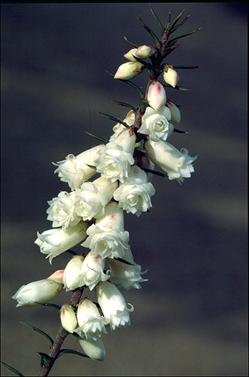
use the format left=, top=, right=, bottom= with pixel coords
left=1, top=3, right=248, bottom=376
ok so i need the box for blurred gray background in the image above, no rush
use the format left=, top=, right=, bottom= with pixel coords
left=1, top=3, right=248, bottom=376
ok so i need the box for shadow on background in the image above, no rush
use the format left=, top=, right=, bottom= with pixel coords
left=1, top=3, right=248, bottom=376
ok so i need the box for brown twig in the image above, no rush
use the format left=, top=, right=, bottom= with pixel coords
left=40, top=287, right=84, bottom=377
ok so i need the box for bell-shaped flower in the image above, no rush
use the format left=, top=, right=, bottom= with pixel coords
left=110, top=110, right=135, bottom=142
left=108, top=258, right=148, bottom=289
left=145, top=140, right=197, bottom=182
left=75, top=298, right=106, bottom=340
left=82, top=202, right=131, bottom=260
left=136, top=45, right=156, bottom=59
left=80, top=252, right=109, bottom=291
left=166, top=100, right=181, bottom=124
left=63, top=255, right=85, bottom=291
left=53, top=145, right=105, bottom=190
left=35, top=222, right=88, bottom=263
left=96, top=129, right=136, bottom=183
left=147, top=81, right=166, bottom=111
left=96, top=281, right=133, bottom=330
left=138, top=106, right=173, bottom=142
left=60, top=304, right=78, bottom=333
left=47, top=191, right=80, bottom=228
left=75, top=177, right=117, bottom=221
left=113, top=165, right=155, bottom=216
left=78, top=337, right=106, bottom=361
left=12, top=278, right=63, bottom=307
left=163, top=65, right=179, bottom=88
left=114, top=61, right=143, bottom=80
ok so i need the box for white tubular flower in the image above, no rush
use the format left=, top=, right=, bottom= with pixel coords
left=80, top=252, right=109, bottom=291
left=63, top=255, right=85, bottom=291
left=109, top=258, right=148, bottom=289
left=123, top=48, right=138, bottom=62
left=114, top=61, right=143, bottom=80
left=53, top=145, right=105, bottom=190
left=113, top=165, right=155, bottom=216
left=75, top=299, right=106, bottom=340
left=145, top=140, right=197, bottom=182
left=47, top=191, right=80, bottom=228
left=110, top=110, right=135, bottom=142
left=96, top=281, right=133, bottom=330
left=147, top=80, right=167, bottom=110
left=60, top=304, right=78, bottom=333
left=12, top=279, right=63, bottom=307
left=35, top=222, right=88, bottom=263
left=96, top=129, right=136, bottom=183
left=79, top=337, right=106, bottom=361
left=166, top=100, right=181, bottom=124
left=138, top=106, right=173, bottom=142
left=136, top=45, right=155, bottom=58
left=163, top=65, right=179, bottom=88
left=82, top=202, right=131, bottom=260
left=75, top=177, right=117, bottom=221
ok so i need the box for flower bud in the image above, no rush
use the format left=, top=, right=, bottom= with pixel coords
left=60, top=304, right=78, bottom=333
left=12, top=279, right=63, bottom=307
left=123, top=48, right=138, bottom=62
left=75, top=298, right=106, bottom=340
left=80, top=252, right=109, bottom=291
left=163, top=65, right=179, bottom=88
left=166, top=100, right=181, bottom=124
left=114, top=61, right=143, bottom=80
left=136, top=45, right=155, bottom=58
left=96, top=281, right=133, bottom=330
left=147, top=81, right=166, bottom=110
left=35, top=222, right=88, bottom=263
left=79, top=338, right=106, bottom=361
left=109, top=259, right=148, bottom=289
left=63, top=255, right=84, bottom=291
left=48, top=270, right=64, bottom=284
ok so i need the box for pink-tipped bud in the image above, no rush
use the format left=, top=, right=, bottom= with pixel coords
left=123, top=48, right=138, bottom=62
left=166, top=100, right=181, bottom=124
left=114, top=62, right=143, bottom=80
left=48, top=270, right=64, bottom=284
left=163, top=65, right=179, bottom=88
left=147, top=81, right=166, bottom=110
left=136, top=45, right=155, bottom=59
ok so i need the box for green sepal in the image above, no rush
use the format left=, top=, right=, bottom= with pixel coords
left=38, top=352, right=53, bottom=368
left=99, top=112, right=129, bottom=128
left=85, top=131, right=107, bottom=143
left=0, top=361, right=24, bottom=376
left=58, top=349, right=89, bottom=359
left=20, top=321, right=54, bottom=346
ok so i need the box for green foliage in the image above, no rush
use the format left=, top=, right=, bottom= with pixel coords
left=0, top=361, right=24, bottom=376
left=20, top=321, right=54, bottom=346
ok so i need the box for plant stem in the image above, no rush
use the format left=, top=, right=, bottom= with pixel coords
left=40, top=287, right=84, bottom=377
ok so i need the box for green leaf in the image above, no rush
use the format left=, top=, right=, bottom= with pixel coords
left=37, top=303, right=61, bottom=310
left=150, top=7, right=164, bottom=31
left=174, top=128, right=188, bottom=134
left=141, top=167, right=166, bottom=177
left=132, top=54, right=152, bottom=69
left=115, top=257, right=136, bottom=266
left=138, top=17, right=161, bottom=46
left=123, top=35, right=138, bottom=48
left=113, top=100, right=136, bottom=112
left=168, top=9, right=186, bottom=34
left=118, top=79, right=144, bottom=97
left=0, top=361, right=24, bottom=376
left=163, top=84, right=191, bottom=91
left=85, top=131, right=107, bottom=143
left=20, top=321, right=54, bottom=346
left=171, top=14, right=191, bottom=33
left=38, top=352, right=53, bottom=368
left=168, top=27, right=202, bottom=45
left=99, top=112, right=129, bottom=128
left=173, top=65, right=199, bottom=69
left=58, top=349, right=89, bottom=359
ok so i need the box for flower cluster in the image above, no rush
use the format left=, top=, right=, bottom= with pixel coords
left=12, top=9, right=198, bottom=365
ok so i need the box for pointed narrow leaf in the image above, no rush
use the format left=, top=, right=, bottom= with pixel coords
left=141, top=167, right=166, bottom=177
left=174, top=128, right=188, bottom=134
left=38, top=352, right=53, bottom=368
left=20, top=321, right=54, bottom=346
left=85, top=131, right=107, bottom=143
left=168, top=27, right=202, bottom=45
left=150, top=8, right=164, bottom=31
left=118, top=79, right=144, bottom=97
left=37, top=303, right=61, bottom=310
left=168, top=9, right=186, bottom=34
left=58, top=349, right=89, bottom=359
left=171, top=14, right=191, bottom=33
left=0, top=361, right=24, bottom=377
left=133, top=55, right=152, bottom=68
left=138, top=17, right=161, bottom=46
left=163, top=84, right=191, bottom=91
left=113, top=100, right=136, bottom=112
left=115, top=257, right=136, bottom=266
left=173, top=65, right=199, bottom=69
left=99, top=112, right=129, bottom=128
left=123, top=35, right=138, bottom=48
